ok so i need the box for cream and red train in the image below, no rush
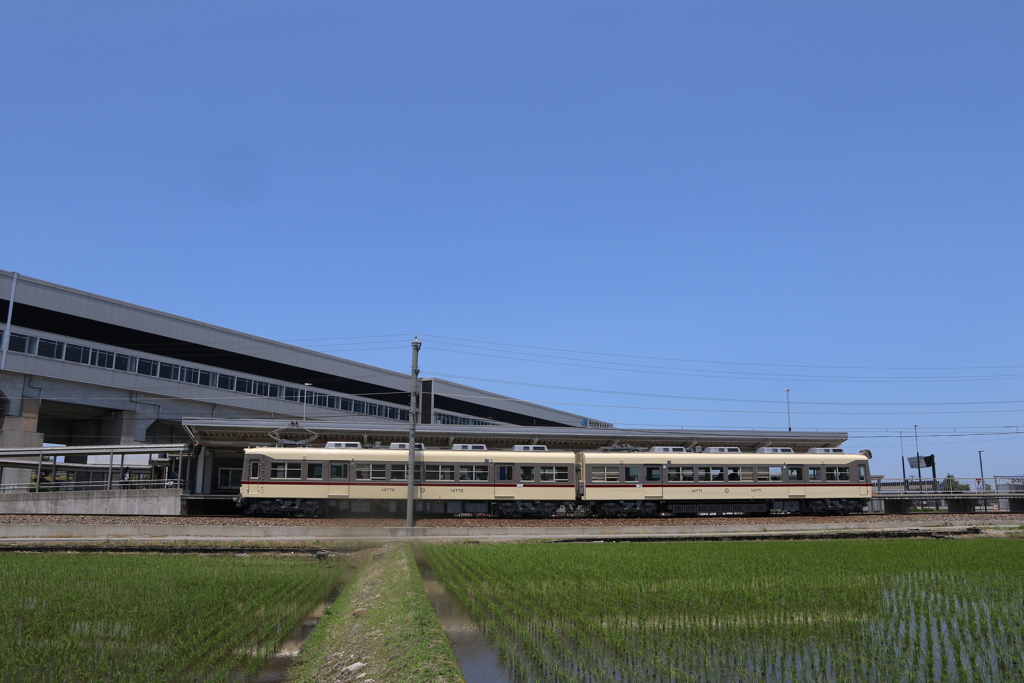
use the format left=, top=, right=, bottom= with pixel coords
left=238, top=442, right=871, bottom=517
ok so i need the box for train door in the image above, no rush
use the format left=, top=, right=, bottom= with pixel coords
left=643, top=464, right=664, bottom=500
left=247, top=458, right=263, bottom=495
left=495, top=463, right=515, bottom=500
left=786, top=465, right=803, bottom=502
left=305, top=461, right=328, bottom=501
left=328, top=460, right=351, bottom=502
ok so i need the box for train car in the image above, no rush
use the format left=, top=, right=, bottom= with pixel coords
left=239, top=443, right=577, bottom=517
left=579, top=448, right=871, bottom=517
left=238, top=442, right=870, bottom=518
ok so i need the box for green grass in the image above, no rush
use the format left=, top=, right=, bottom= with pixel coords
left=426, top=538, right=1024, bottom=682
left=0, top=552, right=349, bottom=682
left=289, top=544, right=464, bottom=683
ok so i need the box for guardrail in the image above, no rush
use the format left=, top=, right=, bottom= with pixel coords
left=873, top=477, right=1024, bottom=496
left=0, top=479, right=182, bottom=493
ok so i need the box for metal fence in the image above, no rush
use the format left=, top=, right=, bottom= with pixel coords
left=0, top=478, right=181, bottom=493
left=873, top=477, right=1024, bottom=496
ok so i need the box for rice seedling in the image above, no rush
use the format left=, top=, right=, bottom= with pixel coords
left=0, top=553, right=347, bottom=682
left=426, top=538, right=1024, bottom=682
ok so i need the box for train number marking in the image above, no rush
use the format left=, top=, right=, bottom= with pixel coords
left=751, top=488, right=761, bottom=493
left=381, top=487, right=396, bottom=492
left=451, top=488, right=464, bottom=493
left=691, top=488, right=702, bottom=493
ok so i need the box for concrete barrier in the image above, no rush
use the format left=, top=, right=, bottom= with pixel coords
left=0, top=489, right=181, bottom=516
left=0, top=519, right=987, bottom=542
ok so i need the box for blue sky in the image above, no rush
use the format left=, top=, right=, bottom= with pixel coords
left=2, top=2, right=1021, bottom=476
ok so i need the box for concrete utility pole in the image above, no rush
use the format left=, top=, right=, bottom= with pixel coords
left=913, top=424, right=922, bottom=496
left=406, top=336, right=422, bottom=528
left=979, top=450, right=987, bottom=513
left=784, top=389, right=791, bottom=432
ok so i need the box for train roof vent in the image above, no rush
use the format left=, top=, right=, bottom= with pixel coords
left=326, top=441, right=362, bottom=449
left=513, top=445, right=549, bottom=452
left=389, top=442, right=425, bottom=450
left=452, top=444, right=488, bottom=451
left=756, top=447, right=795, bottom=454
left=808, top=448, right=845, bottom=454
left=649, top=446, right=691, bottom=453
left=704, top=447, right=742, bottom=454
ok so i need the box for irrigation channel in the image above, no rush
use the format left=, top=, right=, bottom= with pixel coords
left=415, top=548, right=512, bottom=683
left=249, top=584, right=341, bottom=683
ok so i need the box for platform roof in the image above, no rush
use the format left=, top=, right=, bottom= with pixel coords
left=182, top=419, right=848, bottom=452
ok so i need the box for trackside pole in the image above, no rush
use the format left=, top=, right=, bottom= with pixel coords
left=406, top=336, right=422, bottom=527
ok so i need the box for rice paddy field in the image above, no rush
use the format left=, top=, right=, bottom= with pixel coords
left=426, top=538, right=1024, bottom=682
left=0, top=552, right=348, bottom=682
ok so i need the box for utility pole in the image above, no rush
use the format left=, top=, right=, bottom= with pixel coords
left=784, top=389, right=791, bottom=432
left=899, top=431, right=906, bottom=484
left=406, top=336, right=422, bottom=528
left=913, top=424, right=922, bottom=500
left=979, top=450, right=987, bottom=513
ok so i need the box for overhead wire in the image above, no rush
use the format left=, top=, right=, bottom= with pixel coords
left=424, top=372, right=1024, bottom=407
left=418, top=334, right=1024, bottom=371
left=421, top=345, right=1024, bottom=383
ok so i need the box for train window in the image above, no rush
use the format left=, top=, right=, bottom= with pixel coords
left=665, top=467, right=681, bottom=482
left=826, top=467, right=850, bottom=481
left=645, top=466, right=661, bottom=482
left=592, top=466, right=619, bottom=482
left=307, top=463, right=323, bottom=480
left=727, top=467, right=741, bottom=482
left=540, top=466, right=569, bottom=482
left=391, top=464, right=407, bottom=480
left=710, top=467, right=724, bottom=482
left=697, top=467, right=712, bottom=482
left=270, top=463, right=301, bottom=479
left=858, top=465, right=866, bottom=481
left=808, top=467, right=822, bottom=482
left=497, top=465, right=514, bottom=481
left=740, top=467, right=754, bottom=482
left=681, top=467, right=695, bottom=482
left=519, top=466, right=535, bottom=482
left=356, top=464, right=388, bottom=480
left=248, top=460, right=260, bottom=479
left=769, top=467, right=783, bottom=482
left=625, top=466, right=639, bottom=482
left=330, top=462, right=349, bottom=479
left=425, top=465, right=456, bottom=481
left=788, top=467, right=803, bottom=481
left=459, top=465, right=489, bottom=481
left=756, top=467, right=770, bottom=482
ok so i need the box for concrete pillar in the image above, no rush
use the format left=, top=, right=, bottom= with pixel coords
left=946, top=499, right=977, bottom=514
left=0, top=396, right=44, bottom=448
left=883, top=499, right=912, bottom=514
left=99, top=410, right=155, bottom=445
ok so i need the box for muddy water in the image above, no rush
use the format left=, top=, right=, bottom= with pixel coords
left=245, top=586, right=340, bottom=683
left=415, top=553, right=513, bottom=683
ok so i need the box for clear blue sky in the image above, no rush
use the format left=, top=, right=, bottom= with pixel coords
left=2, top=2, right=1021, bottom=476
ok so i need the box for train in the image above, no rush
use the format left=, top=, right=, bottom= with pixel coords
left=237, top=442, right=872, bottom=517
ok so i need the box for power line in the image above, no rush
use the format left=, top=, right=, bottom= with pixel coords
left=426, top=372, right=1024, bottom=406
left=423, top=341, right=1024, bottom=382
left=420, top=334, right=1024, bottom=371
left=421, top=347, right=1023, bottom=383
